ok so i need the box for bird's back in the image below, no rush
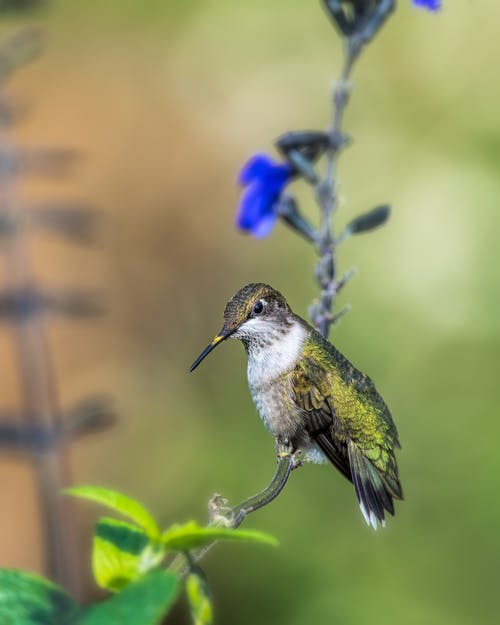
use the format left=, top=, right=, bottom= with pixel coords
left=291, top=326, right=403, bottom=528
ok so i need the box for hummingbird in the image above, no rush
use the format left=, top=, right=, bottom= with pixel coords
left=190, top=283, right=402, bottom=529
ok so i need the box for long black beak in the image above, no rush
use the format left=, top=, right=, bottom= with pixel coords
left=189, top=329, right=231, bottom=372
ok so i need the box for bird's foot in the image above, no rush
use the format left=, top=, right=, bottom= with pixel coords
left=275, top=437, right=293, bottom=457
left=275, top=439, right=303, bottom=470
left=290, top=449, right=304, bottom=470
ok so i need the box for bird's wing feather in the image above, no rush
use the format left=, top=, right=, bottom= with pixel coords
left=291, top=366, right=351, bottom=479
left=291, top=331, right=403, bottom=527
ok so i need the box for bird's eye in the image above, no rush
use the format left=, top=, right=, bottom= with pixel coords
left=253, top=300, right=264, bottom=315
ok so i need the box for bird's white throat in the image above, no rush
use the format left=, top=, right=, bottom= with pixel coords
left=244, top=319, right=308, bottom=388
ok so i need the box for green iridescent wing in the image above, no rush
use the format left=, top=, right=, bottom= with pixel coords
left=291, top=331, right=402, bottom=528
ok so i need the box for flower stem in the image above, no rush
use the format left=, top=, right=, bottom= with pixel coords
left=312, top=43, right=358, bottom=339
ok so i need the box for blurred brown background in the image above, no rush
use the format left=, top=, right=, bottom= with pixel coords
left=1, top=1, right=499, bottom=624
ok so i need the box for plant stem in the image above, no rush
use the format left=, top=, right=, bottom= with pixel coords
left=312, top=43, right=358, bottom=339
left=169, top=452, right=296, bottom=577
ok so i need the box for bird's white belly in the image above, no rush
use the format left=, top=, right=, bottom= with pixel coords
left=249, top=379, right=295, bottom=437
left=249, top=381, right=326, bottom=464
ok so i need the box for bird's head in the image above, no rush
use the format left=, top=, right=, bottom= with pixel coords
left=189, top=283, right=293, bottom=372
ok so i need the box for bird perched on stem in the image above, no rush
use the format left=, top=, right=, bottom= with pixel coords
left=190, top=283, right=402, bottom=529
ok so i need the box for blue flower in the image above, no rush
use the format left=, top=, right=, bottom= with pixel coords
left=237, top=153, right=292, bottom=238
left=412, top=0, right=441, bottom=11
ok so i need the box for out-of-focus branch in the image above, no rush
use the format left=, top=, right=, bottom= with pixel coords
left=0, top=27, right=109, bottom=599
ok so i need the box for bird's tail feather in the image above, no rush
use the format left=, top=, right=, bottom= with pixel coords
left=347, top=441, right=401, bottom=530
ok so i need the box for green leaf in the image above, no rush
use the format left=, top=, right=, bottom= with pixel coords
left=92, top=517, right=166, bottom=592
left=0, top=568, right=78, bottom=625
left=79, top=570, right=179, bottom=625
left=346, top=204, right=390, bottom=236
left=186, top=570, right=213, bottom=625
left=65, top=486, right=160, bottom=539
left=161, top=521, right=278, bottom=551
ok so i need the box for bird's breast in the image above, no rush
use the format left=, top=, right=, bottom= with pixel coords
left=246, top=322, right=307, bottom=438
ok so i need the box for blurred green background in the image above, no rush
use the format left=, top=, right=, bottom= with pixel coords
left=1, top=1, right=499, bottom=624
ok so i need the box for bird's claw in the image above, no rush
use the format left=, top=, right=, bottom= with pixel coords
left=275, top=439, right=303, bottom=470
left=291, top=449, right=304, bottom=470
left=276, top=438, right=293, bottom=457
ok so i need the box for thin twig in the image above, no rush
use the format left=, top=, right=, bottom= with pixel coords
left=169, top=452, right=296, bottom=577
